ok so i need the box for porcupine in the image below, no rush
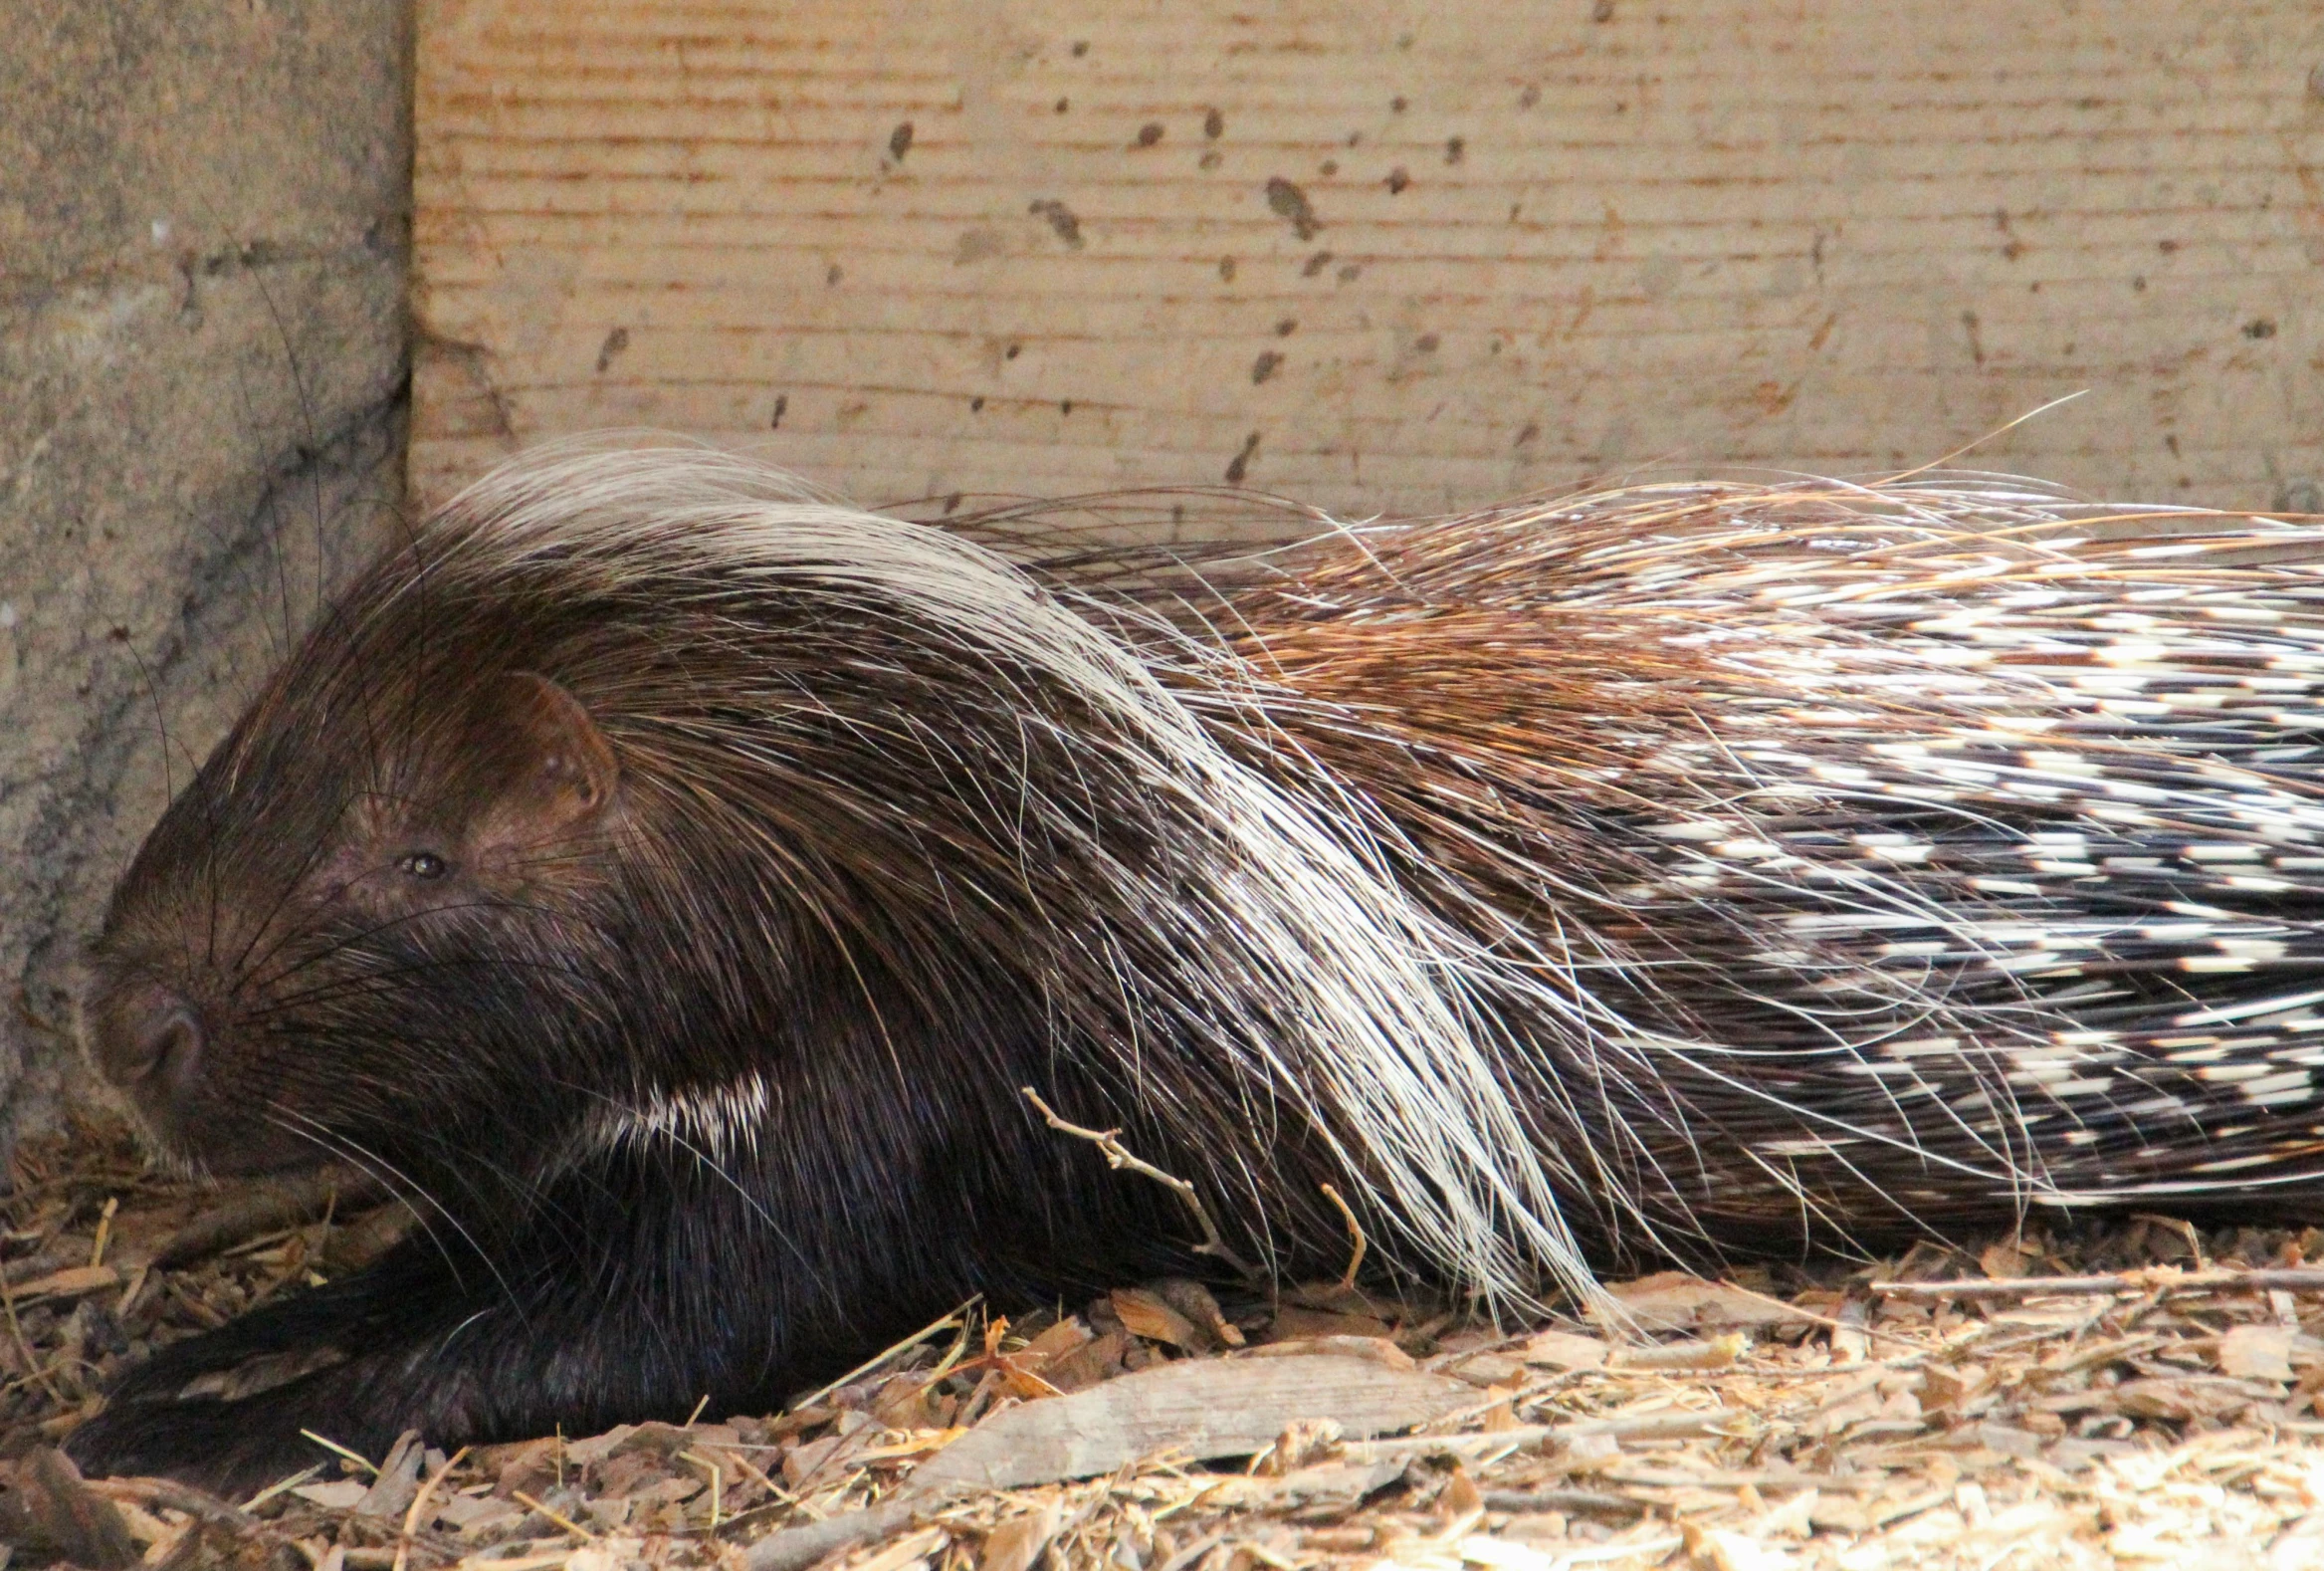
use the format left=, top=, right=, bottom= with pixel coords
left=66, top=446, right=2324, bottom=1486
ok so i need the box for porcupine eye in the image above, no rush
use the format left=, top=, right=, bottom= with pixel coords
left=399, top=851, right=449, bottom=881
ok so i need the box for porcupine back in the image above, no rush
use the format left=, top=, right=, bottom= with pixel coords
left=1201, top=474, right=2324, bottom=1271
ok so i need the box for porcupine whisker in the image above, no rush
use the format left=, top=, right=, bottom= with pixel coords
left=220, top=808, right=393, bottom=989
left=388, top=1115, right=625, bottom=1277
left=239, top=943, right=593, bottom=1022
left=259, top=1107, right=509, bottom=1306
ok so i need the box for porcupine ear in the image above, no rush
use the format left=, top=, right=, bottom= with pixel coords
left=470, top=671, right=620, bottom=851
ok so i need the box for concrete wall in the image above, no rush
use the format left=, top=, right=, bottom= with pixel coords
left=0, top=1, right=413, bottom=1146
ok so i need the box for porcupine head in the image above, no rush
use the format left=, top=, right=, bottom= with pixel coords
left=80, top=582, right=637, bottom=1222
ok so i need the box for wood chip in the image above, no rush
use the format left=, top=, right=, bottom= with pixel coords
left=2112, top=1376, right=2280, bottom=1422
left=1519, top=1330, right=1609, bottom=1371
left=1244, top=1334, right=1414, bottom=1371
left=5, top=1263, right=120, bottom=1303
left=30, top=1122, right=2324, bottom=1571
left=2218, top=1324, right=2296, bottom=1382
left=744, top=1497, right=926, bottom=1571
left=1597, top=1272, right=1815, bottom=1332
left=909, top=1352, right=1471, bottom=1495
left=356, top=1431, right=427, bottom=1520
left=978, top=1500, right=1060, bottom=1571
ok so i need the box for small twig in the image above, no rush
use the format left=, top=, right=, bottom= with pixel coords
left=113, top=1261, right=150, bottom=1319
left=1479, top=1488, right=1644, bottom=1521
left=394, top=1446, right=469, bottom=1571
left=699, top=1443, right=821, bottom=1522
left=89, top=1197, right=117, bottom=1269
left=790, top=1296, right=979, bottom=1413
left=678, top=1451, right=727, bottom=1530
left=299, top=1429, right=380, bottom=1476
left=314, top=1185, right=340, bottom=1273
left=1318, top=1183, right=1367, bottom=1289
left=1021, top=1087, right=1258, bottom=1280
left=1870, top=1265, right=2324, bottom=1301
left=511, top=1489, right=599, bottom=1543
left=1340, top=1409, right=1735, bottom=1461
left=239, top=1464, right=324, bottom=1513
left=163, top=1272, right=229, bottom=1328
left=1712, top=1277, right=1921, bottom=1353
left=0, top=1273, right=68, bottom=1408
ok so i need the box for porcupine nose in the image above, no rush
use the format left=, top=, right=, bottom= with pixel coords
left=100, top=984, right=206, bottom=1104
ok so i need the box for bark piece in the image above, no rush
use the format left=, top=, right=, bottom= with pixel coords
left=908, top=1352, right=1471, bottom=1495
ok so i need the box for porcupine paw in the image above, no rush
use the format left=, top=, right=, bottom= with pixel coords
left=66, top=1332, right=389, bottom=1492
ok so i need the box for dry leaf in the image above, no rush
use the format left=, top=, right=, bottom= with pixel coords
left=1040, top=1327, right=1131, bottom=1392
left=1270, top=1305, right=1394, bottom=1341
left=1018, top=1318, right=1093, bottom=1362
left=1979, top=1238, right=2036, bottom=1279
left=1151, top=1278, right=1245, bottom=1348
left=1112, top=1287, right=1209, bottom=1350
left=2112, top=1376, right=2276, bottom=1422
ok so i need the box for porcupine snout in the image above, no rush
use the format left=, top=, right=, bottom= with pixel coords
left=85, top=976, right=208, bottom=1141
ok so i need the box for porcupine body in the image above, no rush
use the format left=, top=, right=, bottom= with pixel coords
left=69, top=448, right=2324, bottom=1486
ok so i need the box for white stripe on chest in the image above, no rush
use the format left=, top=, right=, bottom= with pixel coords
left=589, top=1071, right=775, bottom=1162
